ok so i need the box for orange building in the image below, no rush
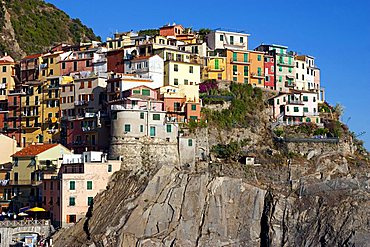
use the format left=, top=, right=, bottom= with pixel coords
left=249, top=51, right=265, bottom=88
left=159, top=24, right=185, bottom=37
left=226, top=50, right=250, bottom=84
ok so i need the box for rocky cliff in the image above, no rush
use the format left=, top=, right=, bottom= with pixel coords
left=52, top=135, right=369, bottom=246
left=53, top=84, right=369, bottom=246
left=0, top=0, right=99, bottom=59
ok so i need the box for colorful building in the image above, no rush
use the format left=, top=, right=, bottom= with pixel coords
left=226, top=50, right=250, bottom=83
left=206, top=29, right=249, bottom=51
left=42, top=151, right=120, bottom=227
left=264, top=54, right=275, bottom=89
left=249, top=50, right=265, bottom=87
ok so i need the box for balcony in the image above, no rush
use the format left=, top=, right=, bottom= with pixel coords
left=82, top=126, right=97, bottom=132
left=287, top=100, right=303, bottom=105
left=277, top=60, right=294, bottom=67
left=303, top=112, right=319, bottom=117
left=135, top=67, right=149, bottom=73
left=230, top=58, right=251, bottom=65
left=223, top=42, right=248, bottom=50
left=21, top=113, right=40, bottom=118
left=74, top=100, right=88, bottom=106
left=250, top=72, right=264, bottom=78
left=206, top=67, right=225, bottom=72
left=285, top=81, right=295, bottom=87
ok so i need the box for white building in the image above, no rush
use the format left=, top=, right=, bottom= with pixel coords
left=295, top=55, right=316, bottom=91
left=206, top=29, right=250, bottom=51
left=272, top=90, right=320, bottom=124
left=123, top=55, right=164, bottom=87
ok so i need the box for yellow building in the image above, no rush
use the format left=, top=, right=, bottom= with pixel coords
left=39, top=51, right=65, bottom=81
left=249, top=51, right=265, bottom=88
left=0, top=56, right=16, bottom=101
left=202, top=56, right=227, bottom=81
left=21, top=81, right=43, bottom=145
left=155, top=48, right=201, bottom=86
left=20, top=76, right=73, bottom=145
left=226, top=50, right=250, bottom=84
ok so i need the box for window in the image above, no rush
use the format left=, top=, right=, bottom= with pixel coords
left=80, top=81, right=84, bottom=89
left=230, top=36, right=234, bottom=44
left=303, top=107, right=308, bottom=112
left=69, top=197, right=75, bottom=206
left=233, top=77, right=237, bottom=82
left=184, top=79, right=188, bottom=85
left=142, top=89, right=150, bottom=96
left=296, top=62, right=299, bottom=68
left=50, top=181, right=54, bottom=190
left=296, top=73, right=299, bottom=79
left=302, top=63, right=304, bottom=69
left=2, top=66, right=6, bottom=72
left=191, top=104, right=197, bottom=111
left=294, top=107, right=299, bottom=112
left=69, top=181, right=75, bottom=190
left=288, top=68, right=292, bottom=73
left=302, top=74, right=305, bottom=80
left=279, top=66, right=282, bottom=72
left=166, top=124, right=172, bottom=133
left=140, top=125, right=144, bottom=132
left=258, top=79, right=262, bottom=84
left=287, top=106, right=290, bottom=112
left=87, top=181, right=92, bottom=190
left=220, top=35, right=224, bottom=41
left=188, top=139, right=193, bottom=146
left=257, top=67, right=262, bottom=76
left=257, top=55, right=261, bottom=61
left=233, top=65, right=237, bottom=75
left=49, top=69, right=53, bottom=75
left=244, top=66, right=248, bottom=76
left=174, top=79, right=178, bottom=85
left=62, top=62, right=66, bottom=70
left=153, top=114, right=160, bottom=120
left=50, top=58, right=54, bottom=64
left=189, top=66, right=193, bottom=73
left=313, top=97, right=316, bottom=102
left=88, top=197, right=93, bottom=206
left=67, top=214, right=76, bottom=223
left=244, top=54, right=248, bottom=62
left=86, top=60, right=90, bottom=67
left=303, top=96, right=308, bottom=102
left=277, top=99, right=280, bottom=105
left=265, top=76, right=269, bottom=81
left=279, top=76, right=282, bottom=82
left=108, top=164, right=112, bottom=172
left=240, top=37, right=243, bottom=43
left=233, top=53, right=237, bottom=61
left=88, top=81, right=92, bottom=88
left=174, top=64, right=178, bottom=72
left=140, top=112, right=144, bottom=119
left=244, top=78, right=248, bottom=84
left=124, top=124, right=131, bottom=132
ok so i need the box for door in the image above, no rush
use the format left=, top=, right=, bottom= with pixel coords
left=150, top=127, right=156, bottom=137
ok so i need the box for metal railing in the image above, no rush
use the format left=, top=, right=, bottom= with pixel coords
left=0, top=219, right=50, bottom=227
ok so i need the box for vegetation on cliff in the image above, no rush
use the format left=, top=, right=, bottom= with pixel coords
left=0, top=0, right=99, bottom=58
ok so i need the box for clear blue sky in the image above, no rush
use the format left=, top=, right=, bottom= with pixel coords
left=47, top=0, right=370, bottom=149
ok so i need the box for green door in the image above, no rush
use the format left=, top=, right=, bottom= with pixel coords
left=150, top=126, right=156, bottom=137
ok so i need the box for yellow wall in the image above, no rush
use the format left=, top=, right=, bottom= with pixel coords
left=40, top=53, right=62, bottom=81
left=202, top=57, right=227, bottom=80
left=21, top=83, right=43, bottom=145
left=226, top=50, right=250, bottom=83
left=0, top=62, right=16, bottom=100
left=249, top=51, right=265, bottom=88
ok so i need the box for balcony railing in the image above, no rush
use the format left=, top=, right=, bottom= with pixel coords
left=0, top=219, right=50, bottom=227
left=287, top=100, right=303, bottom=105
left=230, top=58, right=251, bottom=65
left=303, top=112, right=319, bottom=117
left=74, top=100, right=88, bottom=106
left=277, top=61, right=294, bottom=67
left=206, top=67, right=225, bottom=72
left=250, top=72, right=264, bottom=78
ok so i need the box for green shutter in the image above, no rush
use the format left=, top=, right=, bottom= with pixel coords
left=88, top=197, right=93, bottom=206
left=142, top=89, right=150, bottom=96
left=214, top=59, right=219, bottom=69
left=257, top=67, right=261, bottom=75
left=257, top=55, right=261, bottom=61
left=244, top=66, right=248, bottom=76
left=140, top=112, right=144, bottom=119
left=233, top=53, right=237, bottom=61
left=303, top=96, right=308, bottom=102
left=150, top=126, right=156, bottom=137
left=124, top=124, right=131, bottom=132
left=108, top=164, right=112, bottom=172
left=87, top=181, right=92, bottom=190
left=70, top=181, right=75, bottom=190
left=191, top=104, right=196, bottom=111
left=140, top=125, right=144, bottom=132
left=133, top=89, right=141, bottom=94
left=244, top=54, right=248, bottom=62
left=153, top=114, right=160, bottom=120
left=166, top=124, right=172, bottom=133
left=69, top=197, right=75, bottom=206
left=188, top=139, right=193, bottom=146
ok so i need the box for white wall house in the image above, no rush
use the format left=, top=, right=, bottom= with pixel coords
left=124, top=55, right=164, bottom=88
left=206, top=30, right=249, bottom=51
left=272, top=90, right=320, bottom=124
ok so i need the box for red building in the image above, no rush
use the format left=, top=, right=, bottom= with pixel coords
left=60, top=50, right=94, bottom=76
left=107, top=49, right=125, bottom=73
left=264, top=55, right=275, bottom=89
left=159, top=24, right=184, bottom=37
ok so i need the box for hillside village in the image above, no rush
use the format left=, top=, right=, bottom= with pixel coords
left=0, top=23, right=349, bottom=244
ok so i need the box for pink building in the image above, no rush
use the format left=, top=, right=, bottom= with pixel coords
left=264, top=54, right=275, bottom=89
left=42, top=151, right=121, bottom=227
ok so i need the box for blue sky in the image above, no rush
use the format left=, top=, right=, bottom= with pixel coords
left=47, top=0, right=370, bottom=149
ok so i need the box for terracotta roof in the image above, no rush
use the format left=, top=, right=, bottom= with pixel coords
left=22, top=53, right=43, bottom=60
left=12, top=144, right=59, bottom=158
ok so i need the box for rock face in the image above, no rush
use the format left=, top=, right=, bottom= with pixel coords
left=53, top=150, right=370, bottom=246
